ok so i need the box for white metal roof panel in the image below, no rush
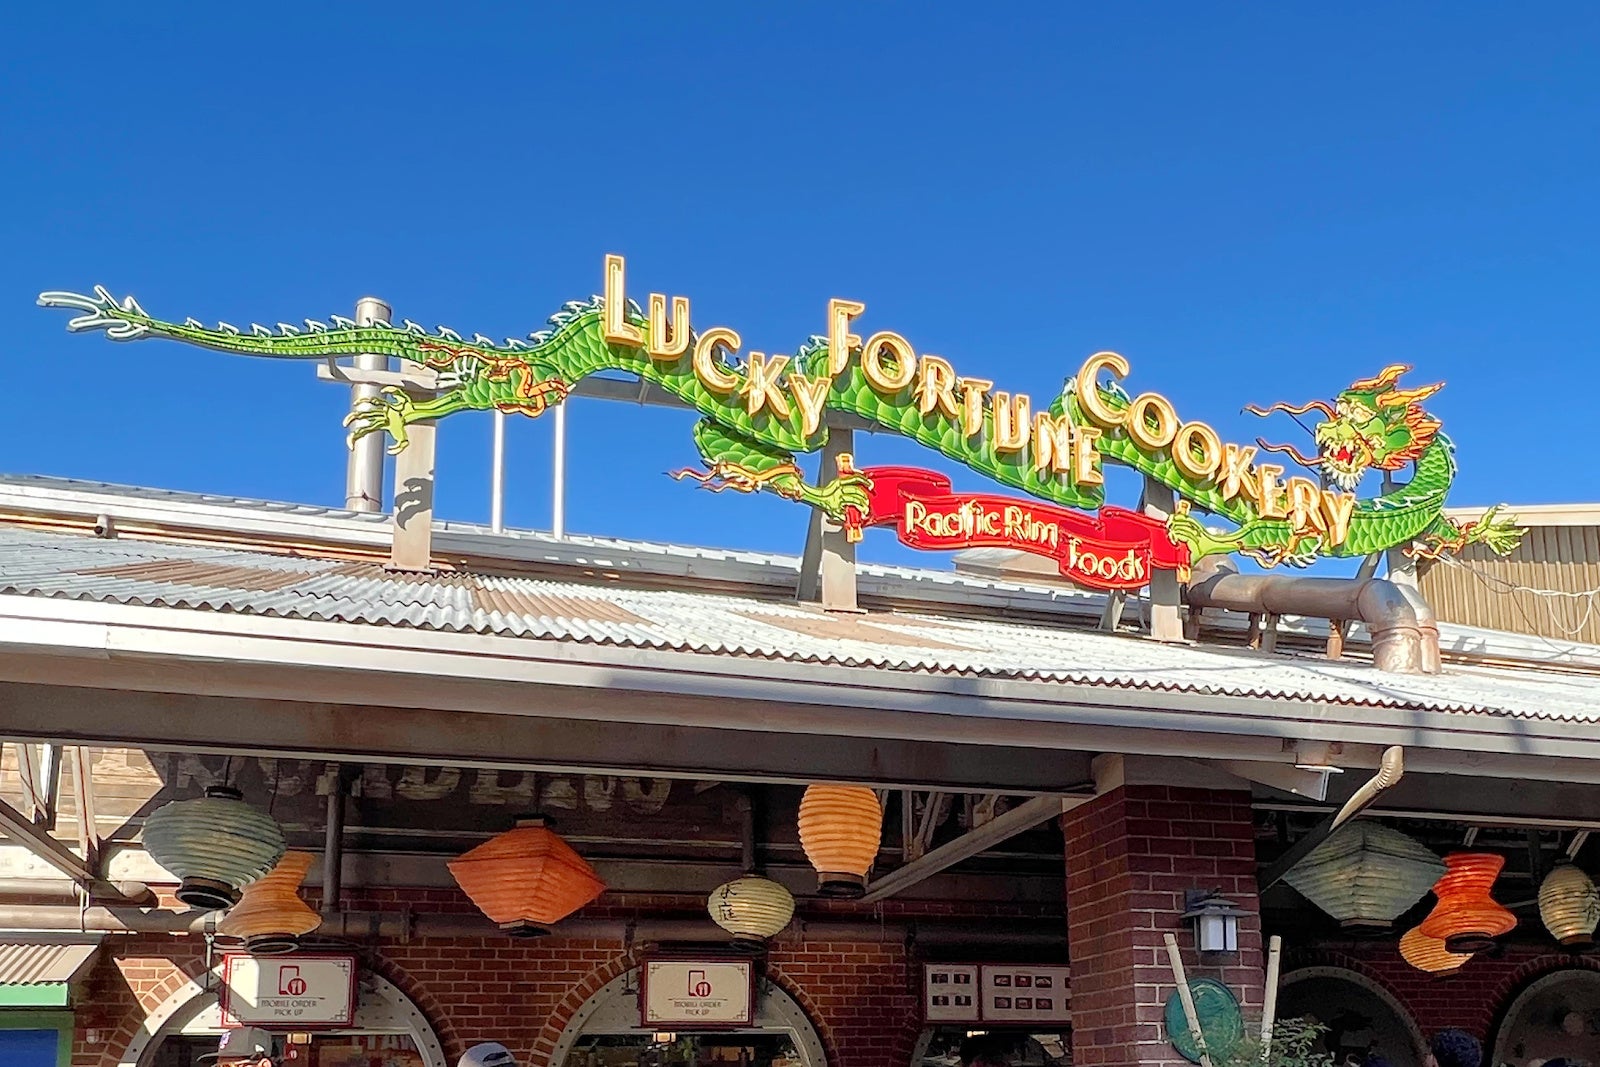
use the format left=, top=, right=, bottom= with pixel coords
left=1, top=525, right=1596, bottom=724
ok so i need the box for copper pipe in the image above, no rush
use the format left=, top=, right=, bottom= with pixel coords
left=1187, top=562, right=1439, bottom=674
left=0, top=905, right=1063, bottom=945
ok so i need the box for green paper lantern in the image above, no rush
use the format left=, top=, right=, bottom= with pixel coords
left=1282, top=821, right=1445, bottom=933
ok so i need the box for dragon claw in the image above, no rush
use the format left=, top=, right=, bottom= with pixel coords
left=342, top=387, right=415, bottom=454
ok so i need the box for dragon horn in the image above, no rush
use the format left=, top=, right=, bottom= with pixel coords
left=1378, top=381, right=1444, bottom=407
left=1348, top=364, right=1411, bottom=392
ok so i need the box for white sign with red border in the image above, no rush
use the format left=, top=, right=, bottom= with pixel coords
left=922, top=963, right=981, bottom=1022
left=221, top=953, right=357, bottom=1027
left=978, top=964, right=1071, bottom=1023
left=640, top=959, right=755, bottom=1027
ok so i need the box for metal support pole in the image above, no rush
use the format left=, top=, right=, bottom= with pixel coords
left=552, top=400, right=567, bottom=539
left=491, top=410, right=507, bottom=534
left=322, top=766, right=346, bottom=917
left=345, top=298, right=391, bottom=513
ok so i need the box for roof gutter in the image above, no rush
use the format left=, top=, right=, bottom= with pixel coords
left=1187, top=562, right=1440, bottom=674
left=3, top=596, right=1600, bottom=775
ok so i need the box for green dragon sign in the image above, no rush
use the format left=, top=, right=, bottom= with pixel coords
left=39, top=255, right=1522, bottom=572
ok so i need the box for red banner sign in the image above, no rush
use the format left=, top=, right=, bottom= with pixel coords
left=849, top=466, right=1190, bottom=591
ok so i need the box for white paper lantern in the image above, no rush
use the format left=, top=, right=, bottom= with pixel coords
left=1282, top=821, right=1445, bottom=933
left=143, top=786, right=287, bottom=910
left=1538, top=861, right=1600, bottom=948
left=708, top=875, right=795, bottom=945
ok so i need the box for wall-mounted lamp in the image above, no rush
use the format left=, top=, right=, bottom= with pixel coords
left=1183, top=890, right=1246, bottom=956
left=652, top=1033, right=678, bottom=1045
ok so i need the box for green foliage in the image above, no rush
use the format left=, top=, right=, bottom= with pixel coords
left=1213, top=1016, right=1338, bottom=1067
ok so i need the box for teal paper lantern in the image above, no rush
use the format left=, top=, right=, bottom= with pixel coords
left=143, top=786, right=287, bottom=911
left=1283, top=821, right=1445, bottom=933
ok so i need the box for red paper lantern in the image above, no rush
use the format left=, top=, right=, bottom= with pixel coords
left=1418, top=852, right=1517, bottom=953
left=447, top=816, right=606, bottom=937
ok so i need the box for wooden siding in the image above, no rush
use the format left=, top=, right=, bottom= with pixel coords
left=1419, top=524, right=1600, bottom=644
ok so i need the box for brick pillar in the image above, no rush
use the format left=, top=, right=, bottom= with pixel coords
left=1064, top=782, right=1265, bottom=1067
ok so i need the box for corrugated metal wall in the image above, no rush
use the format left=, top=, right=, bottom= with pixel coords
left=1419, top=524, right=1600, bottom=644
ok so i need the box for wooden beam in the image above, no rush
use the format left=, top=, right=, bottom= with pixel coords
left=862, top=794, right=1083, bottom=902
left=0, top=794, right=133, bottom=902
left=70, top=746, right=100, bottom=869
left=12, top=742, right=44, bottom=821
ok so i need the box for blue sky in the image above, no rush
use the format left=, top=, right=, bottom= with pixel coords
left=4, top=4, right=1598, bottom=572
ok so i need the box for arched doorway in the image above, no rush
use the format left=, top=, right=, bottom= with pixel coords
left=549, top=969, right=827, bottom=1067
left=122, top=968, right=445, bottom=1067
left=908, top=1027, right=1071, bottom=1067
left=1491, top=967, right=1600, bottom=1067
left=1275, top=967, right=1425, bottom=1067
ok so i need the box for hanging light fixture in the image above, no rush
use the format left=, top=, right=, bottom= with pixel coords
left=1418, top=852, right=1518, bottom=953
left=708, top=875, right=795, bottom=948
left=1281, top=821, right=1445, bottom=934
left=143, top=786, right=287, bottom=910
left=797, top=785, right=882, bottom=898
left=1399, top=925, right=1472, bottom=976
left=447, top=815, right=606, bottom=937
left=218, top=851, right=322, bottom=955
left=1537, top=860, right=1600, bottom=949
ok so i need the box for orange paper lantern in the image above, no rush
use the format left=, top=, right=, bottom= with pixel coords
left=217, top=850, right=321, bottom=955
left=1418, top=852, right=1517, bottom=953
left=447, top=816, right=606, bottom=936
left=797, top=785, right=882, bottom=898
left=1399, top=924, right=1472, bottom=976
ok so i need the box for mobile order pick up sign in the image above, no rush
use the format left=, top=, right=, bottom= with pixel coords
left=640, top=959, right=755, bottom=1027
left=221, top=954, right=358, bottom=1027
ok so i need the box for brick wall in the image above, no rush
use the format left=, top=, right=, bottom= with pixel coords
left=1063, top=785, right=1265, bottom=1067
left=71, top=890, right=1056, bottom=1067
left=1285, top=940, right=1600, bottom=1044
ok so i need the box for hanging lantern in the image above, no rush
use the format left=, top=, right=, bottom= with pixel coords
left=143, top=786, right=287, bottom=910
left=1399, top=925, right=1472, bottom=976
left=1537, top=861, right=1600, bottom=949
left=1418, top=852, right=1518, bottom=953
left=1281, top=822, right=1445, bottom=933
left=218, top=851, right=322, bottom=955
left=447, top=815, right=606, bottom=937
left=797, top=785, right=882, bottom=898
left=708, top=875, right=795, bottom=947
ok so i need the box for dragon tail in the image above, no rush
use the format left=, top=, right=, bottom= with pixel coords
left=36, top=286, right=550, bottom=368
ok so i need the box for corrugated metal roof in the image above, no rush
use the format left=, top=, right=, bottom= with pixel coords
left=0, top=473, right=1119, bottom=620
left=0, top=940, right=99, bottom=986
left=13, top=474, right=1600, bottom=669
left=1, top=526, right=1597, bottom=724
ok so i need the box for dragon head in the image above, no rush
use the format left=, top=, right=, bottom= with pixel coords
left=1316, top=365, right=1443, bottom=491
left=1251, top=364, right=1443, bottom=492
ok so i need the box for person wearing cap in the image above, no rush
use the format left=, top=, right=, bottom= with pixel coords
left=459, top=1043, right=518, bottom=1067
left=200, top=1027, right=276, bottom=1067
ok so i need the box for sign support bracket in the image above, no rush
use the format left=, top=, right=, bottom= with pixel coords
left=799, top=428, right=860, bottom=613
left=1141, top=477, right=1186, bottom=642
